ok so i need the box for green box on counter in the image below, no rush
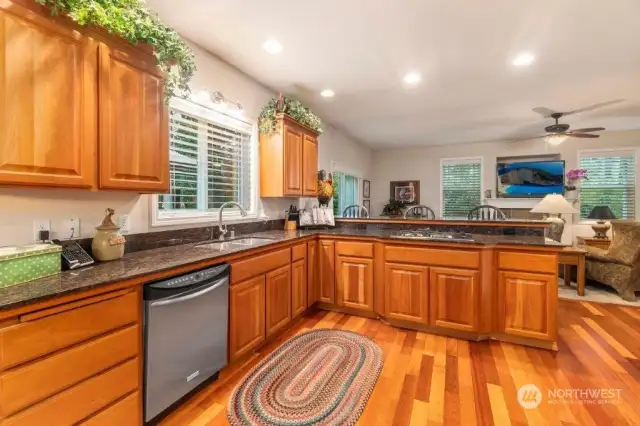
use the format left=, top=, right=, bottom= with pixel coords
left=0, top=244, right=62, bottom=287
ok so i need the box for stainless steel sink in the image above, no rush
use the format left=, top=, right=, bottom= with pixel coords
left=195, top=237, right=276, bottom=251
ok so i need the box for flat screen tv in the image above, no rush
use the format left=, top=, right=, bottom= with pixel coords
left=496, top=160, right=565, bottom=198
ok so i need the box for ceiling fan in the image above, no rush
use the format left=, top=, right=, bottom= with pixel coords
left=513, top=99, right=624, bottom=144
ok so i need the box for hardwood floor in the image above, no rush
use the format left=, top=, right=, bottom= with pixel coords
left=160, top=300, right=640, bottom=426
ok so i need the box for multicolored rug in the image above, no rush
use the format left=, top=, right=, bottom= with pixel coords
left=227, top=329, right=383, bottom=425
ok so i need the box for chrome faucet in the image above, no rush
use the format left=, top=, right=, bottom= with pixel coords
left=213, top=202, right=247, bottom=241
left=342, top=204, right=370, bottom=218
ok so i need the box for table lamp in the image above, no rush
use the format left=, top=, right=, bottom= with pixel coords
left=530, top=194, right=578, bottom=242
left=587, top=206, right=616, bottom=239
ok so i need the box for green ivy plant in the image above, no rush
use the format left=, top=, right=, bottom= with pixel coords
left=258, top=94, right=323, bottom=134
left=35, top=0, right=196, bottom=102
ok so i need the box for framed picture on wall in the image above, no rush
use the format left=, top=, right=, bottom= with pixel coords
left=390, top=180, right=420, bottom=205
left=363, top=180, right=371, bottom=199
left=363, top=199, right=371, bottom=212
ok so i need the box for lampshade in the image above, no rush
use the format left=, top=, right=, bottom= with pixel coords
left=587, top=205, right=616, bottom=220
left=530, top=194, right=578, bottom=214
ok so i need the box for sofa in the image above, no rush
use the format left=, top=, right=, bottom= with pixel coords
left=582, top=220, right=640, bottom=301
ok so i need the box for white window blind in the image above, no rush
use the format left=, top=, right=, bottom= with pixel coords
left=441, top=158, right=482, bottom=219
left=157, top=98, right=254, bottom=221
left=579, top=150, right=637, bottom=220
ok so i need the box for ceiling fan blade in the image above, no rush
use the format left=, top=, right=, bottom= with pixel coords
left=569, top=127, right=605, bottom=133
left=566, top=132, right=600, bottom=138
left=563, top=99, right=624, bottom=116
left=532, top=107, right=557, bottom=118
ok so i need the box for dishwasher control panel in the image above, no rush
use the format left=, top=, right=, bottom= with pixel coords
left=148, top=264, right=229, bottom=289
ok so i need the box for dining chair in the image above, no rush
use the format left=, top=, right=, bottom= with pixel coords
left=342, top=205, right=370, bottom=218
left=404, top=205, right=436, bottom=219
left=467, top=205, right=506, bottom=221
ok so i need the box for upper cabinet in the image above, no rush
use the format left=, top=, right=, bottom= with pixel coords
left=0, top=2, right=169, bottom=192
left=98, top=44, right=168, bottom=191
left=0, top=3, right=97, bottom=188
left=259, top=114, right=319, bottom=197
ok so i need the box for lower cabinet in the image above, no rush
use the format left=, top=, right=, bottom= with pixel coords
left=265, top=265, right=292, bottom=338
left=384, top=263, right=429, bottom=324
left=319, top=240, right=335, bottom=304
left=229, top=276, right=265, bottom=361
left=498, top=270, right=557, bottom=341
left=291, top=258, right=307, bottom=317
left=429, top=267, right=479, bottom=332
left=336, top=256, right=374, bottom=312
left=307, top=241, right=318, bottom=306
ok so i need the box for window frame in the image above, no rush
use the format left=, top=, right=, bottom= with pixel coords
left=439, top=156, right=484, bottom=219
left=577, top=147, right=639, bottom=223
left=150, top=97, right=259, bottom=227
left=330, top=161, right=363, bottom=218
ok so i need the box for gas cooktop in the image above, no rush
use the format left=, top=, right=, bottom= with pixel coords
left=390, top=230, right=475, bottom=242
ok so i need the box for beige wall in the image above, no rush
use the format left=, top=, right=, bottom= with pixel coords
left=0, top=42, right=370, bottom=246
left=370, top=130, right=640, bottom=241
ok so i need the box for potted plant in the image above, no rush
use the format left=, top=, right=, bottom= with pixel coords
left=382, top=199, right=404, bottom=217
left=259, top=94, right=323, bottom=134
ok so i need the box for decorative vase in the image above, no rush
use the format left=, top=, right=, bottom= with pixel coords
left=91, top=208, right=126, bottom=261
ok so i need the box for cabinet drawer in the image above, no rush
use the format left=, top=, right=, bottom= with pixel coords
left=82, top=391, right=140, bottom=425
left=385, top=245, right=479, bottom=269
left=231, top=248, right=291, bottom=284
left=0, top=325, right=138, bottom=416
left=0, top=291, right=138, bottom=369
left=335, top=241, right=374, bottom=258
left=498, top=252, right=556, bottom=274
left=1, top=358, right=138, bottom=426
left=292, top=243, right=306, bottom=262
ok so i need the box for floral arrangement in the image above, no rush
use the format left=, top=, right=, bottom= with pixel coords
left=259, top=94, right=323, bottom=134
left=36, top=0, right=196, bottom=102
left=317, top=170, right=333, bottom=207
left=382, top=199, right=405, bottom=217
left=565, top=168, right=588, bottom=191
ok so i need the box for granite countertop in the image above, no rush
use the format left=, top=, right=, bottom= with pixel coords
left=339, top=216, right=549, bottom=224
left=0, top=229, right=565, bottom=311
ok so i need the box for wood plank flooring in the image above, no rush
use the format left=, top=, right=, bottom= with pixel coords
left=160, top=300, right=640, bottom=426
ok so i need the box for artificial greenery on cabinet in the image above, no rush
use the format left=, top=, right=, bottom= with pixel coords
left=35, top=0, right=196, bottom=101
left=258, top=94, right=323, bottom=134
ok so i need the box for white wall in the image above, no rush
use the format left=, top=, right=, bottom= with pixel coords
left=0, top=42, right=370, bottom=246
left=370, top=130, right=640, bottom=241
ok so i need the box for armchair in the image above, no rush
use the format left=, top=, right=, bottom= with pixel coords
left=582, top=221, right=640, bottom=301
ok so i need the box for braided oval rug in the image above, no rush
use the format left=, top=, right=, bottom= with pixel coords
left=227, top=329, right=383, bottom=425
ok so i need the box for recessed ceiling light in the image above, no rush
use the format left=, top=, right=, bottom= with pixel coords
left=263, top=39, right=283, bottom=54
left=403, top=72, right=422, bottom=85
left=512, top=52, right=535, bottom=67
left=320, top=89, right=335, bottom=98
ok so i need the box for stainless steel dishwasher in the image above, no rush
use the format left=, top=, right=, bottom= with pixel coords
left=143, top=263, right=229, bottom=423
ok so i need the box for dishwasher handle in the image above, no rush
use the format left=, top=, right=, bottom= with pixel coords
left=150, top=278, right=227, bottom=307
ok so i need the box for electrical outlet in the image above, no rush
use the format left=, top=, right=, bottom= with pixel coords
left=33, top=219, right=51, bottom=241
left=118, top=214, right=130, bottom=234
left=63, top=217, right=80, bottom=239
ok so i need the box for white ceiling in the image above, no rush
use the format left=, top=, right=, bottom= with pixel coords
left=148, top=0, right=640, bottom=149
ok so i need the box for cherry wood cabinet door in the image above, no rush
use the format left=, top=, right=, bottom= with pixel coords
left=229, top=276, right=265, bottom=361
left=98, top=43, right=168, bottom=191
left=0, top=4, right=96, bottom=188
left=318, top=240, right=335, bottom=304
left=283, top=124, right=303, bottom=196
left=302, top=133, right=318, bottom=196
left=336, top=256, right=374, bottom=312
left=265, top=265, right=291, bottom=337
left=429, top=267, right=479, bottom=332
left=498, top=270, right=557, bottom=342
left=307, top=241, right=319, bottom=306
left=384, top=263, right=429, bottom=324
left=291, top=258, right=307, bottom=317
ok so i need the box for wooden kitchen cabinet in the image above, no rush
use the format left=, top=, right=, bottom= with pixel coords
left=384, top=263, right=429, bottom=324
left=497, top=270, right=557, bottom=342
left=98, top=43, right=169, bottom=191
left=318, top=240, right=336, bottom=304
left=291, top=258, right=307, bottom=317
left=229, top=276, right=265, bottom=361
left=336, top=256, right=374, bottom=312
left=307, top=241, right=319, bottom=306
left=259, top=114, right=319, bottom=197
left=429, top=267, right=479, bottom=332
left=265, top=265, right=292, bottom=337
left=0, top=2, right=97, bottom=188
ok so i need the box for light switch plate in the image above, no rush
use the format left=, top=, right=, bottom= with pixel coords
left=118, top=214, right=130, bottom=234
